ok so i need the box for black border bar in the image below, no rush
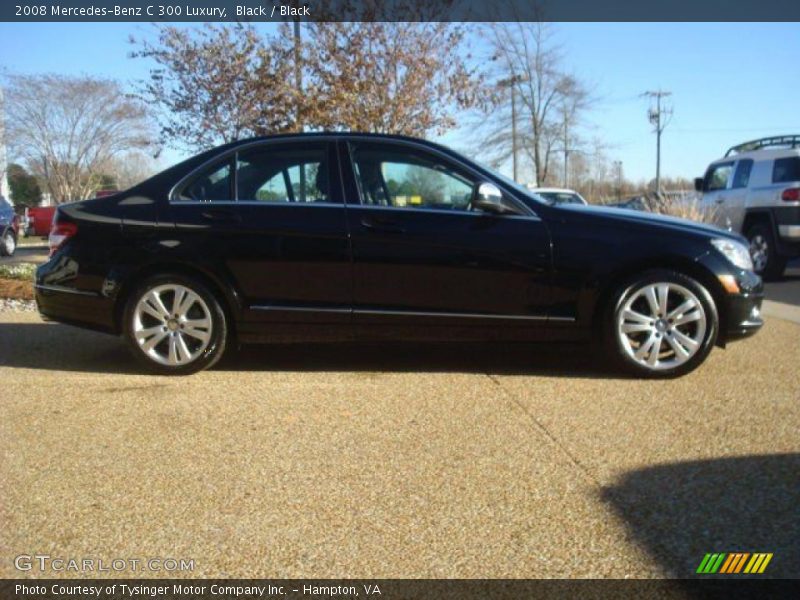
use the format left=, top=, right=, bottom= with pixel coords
left=3, top=0, right=800, bottom=22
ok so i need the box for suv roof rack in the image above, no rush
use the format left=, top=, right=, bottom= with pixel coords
left=725, top=135, right=800, bottom=157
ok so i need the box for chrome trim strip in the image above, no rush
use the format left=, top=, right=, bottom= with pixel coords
left=170, top=200, right=344, bottom=208
left=250, top=305, right=351, bottom=314
left=344, top=204, right=541, bottom=221
left=354, top=308, right=550, bottom=321
left=248, top=304, right=576, bottom=322
left=35, top=284, right=99, bottom=297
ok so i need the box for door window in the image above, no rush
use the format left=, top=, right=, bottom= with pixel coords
left=237, top=145, right=333, bottom=203
left=704, top=162, right=733, bottom=192
left=772, top=157, right=800, bottom=183
left=731, top=159, right=753, bottom=189
left=351, top=144, right=475, bottom=211
left=176, top=160, right=233, bottom=202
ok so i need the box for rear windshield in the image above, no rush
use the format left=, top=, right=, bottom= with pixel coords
left=772, top=157, right=800, bottom=183
left=537, top=192, right=583, bottom=205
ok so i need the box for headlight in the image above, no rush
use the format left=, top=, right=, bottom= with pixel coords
left=711, top=238, right=753, bottom=271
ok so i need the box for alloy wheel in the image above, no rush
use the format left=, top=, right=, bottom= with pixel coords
left=617, top=282, right=707, bottom=371
left=132, top=284, right=213, bottom=367
left=748, top=234, right=769, bottom=273
left=3, top=232, right=14, bottom=255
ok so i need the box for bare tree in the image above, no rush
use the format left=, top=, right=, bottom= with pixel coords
left=130, top=23, right=297, bottom=151
left=301, top=22, right=486, bottom=136
left=483, top=23, right=592, bottom=186
left=5, top=74, right=154, bottom=203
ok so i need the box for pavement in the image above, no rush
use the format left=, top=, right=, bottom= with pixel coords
left=0, top=244, right=48, bottom=266
left=0, top=306, right=798, bottom=578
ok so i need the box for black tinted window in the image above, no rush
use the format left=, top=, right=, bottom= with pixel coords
left=772, top=157, right=800, bottom=183
left=351, top=144, right=475, bottom=211
left=237, top=144, right=333, bottom=203
left=177, top=160, right=233, bottom=202
left=732, top=159, right=753, bottom=189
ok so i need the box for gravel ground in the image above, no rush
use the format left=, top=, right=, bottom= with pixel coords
left=0, top=311, right=798, bottom=579
left=0, top=299, right=36, bottom=312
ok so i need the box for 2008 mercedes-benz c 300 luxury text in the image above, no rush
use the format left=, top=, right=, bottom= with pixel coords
left=35, top=133, right=763, bottom=376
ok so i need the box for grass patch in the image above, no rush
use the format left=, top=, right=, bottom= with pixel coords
left=0, top=278, right=34, bottom=300
left=0, top=263, right=37, bottom=281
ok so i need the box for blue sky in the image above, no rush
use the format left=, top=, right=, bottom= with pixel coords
left=1, top=22, right=798, bottom=183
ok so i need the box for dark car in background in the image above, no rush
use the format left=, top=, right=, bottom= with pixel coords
left=0, top=196, right=19, bottom=256
left=36, top=133, right=763, bottom=376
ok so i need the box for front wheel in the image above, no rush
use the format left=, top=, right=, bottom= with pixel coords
left=605, top=270, right=718, bottom=378
left=123, top=274, right=228, bottom=375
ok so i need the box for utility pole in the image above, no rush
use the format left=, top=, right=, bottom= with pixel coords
left=613, top=160, right=623, bottom=201
left=498, top=74, right=525, bottom=183
left=562, top=110, right=569, bottom=188
left=0, top=86, right=9, bottom=204
left=641, top=90, right=672, bottom=194
left=291, top=9, right=306, bottom=199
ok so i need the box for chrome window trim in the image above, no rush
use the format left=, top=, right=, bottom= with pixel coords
left=250, top=304, right=574, bottom=322
left=344, top=204, right=541, bottom=221
left=167, top=135, right=540, bottom=221
left=167, top=200, right=344, bottom=208
left=168, top=136, right=342, bottom=205
left=343, top=136, right=537, bottom=218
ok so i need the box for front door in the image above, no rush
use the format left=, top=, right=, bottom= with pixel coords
left=339, top=139, right=553, bottom=341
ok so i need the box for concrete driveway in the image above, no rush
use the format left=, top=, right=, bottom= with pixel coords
left=1, top=306, right=798, bottom=578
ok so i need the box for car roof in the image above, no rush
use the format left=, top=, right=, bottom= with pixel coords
left=710, top=147, right=800, bottom=165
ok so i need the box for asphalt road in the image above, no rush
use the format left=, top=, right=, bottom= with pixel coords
left=1, top=308, right=798, bottom=578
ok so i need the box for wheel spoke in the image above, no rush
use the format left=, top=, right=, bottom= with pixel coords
left=647, top=336, right=663, bottom=366
left=645, top=286, right=660, bottom=316
left=656, top=284, right=670, bottom=317
left=176, top=333, right=192, bottom=363
left=667, top=298, right=696, bottom=320
left=665, top=333, right=690, bottom=359
left=672, top=328, right=699, bottom=351
left=145, top=291, right=170, bottom=319
left=183, top=324, right=210, bottom=343
left=673, top=309, right=702, bottom=327
left=141, top=330, right=168, bottom=352
left=168, top=335, right=179, bottom=364
left=622, top=322, right=652, bottom=333
left=623, top=309, right=651, bottom=324
left=172, top=286, right=187, bottom=316
left=635, top=332, right=658, bottom=360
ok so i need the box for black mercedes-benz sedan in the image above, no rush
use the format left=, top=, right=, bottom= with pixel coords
left=35, top=133, right=763, bottom=376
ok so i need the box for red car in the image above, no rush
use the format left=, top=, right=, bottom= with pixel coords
left=23, top=205, right=56, bottom=238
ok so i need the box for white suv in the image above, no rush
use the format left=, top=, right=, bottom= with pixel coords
left=696, top=135, right=800, bottom=278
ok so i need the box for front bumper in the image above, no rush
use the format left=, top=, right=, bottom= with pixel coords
left=720, top=269, right=763, bottom=343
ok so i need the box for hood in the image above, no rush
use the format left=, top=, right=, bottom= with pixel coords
left=553, top=203, right=744, bottom=242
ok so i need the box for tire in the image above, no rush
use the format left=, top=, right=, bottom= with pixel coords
left=0, top=229, right=15, bottom=257
left=746, top=222, right=786, bottom=280
left=123, top=274, right=228, bottom=375
left=604, top=269, right=718, bottom=378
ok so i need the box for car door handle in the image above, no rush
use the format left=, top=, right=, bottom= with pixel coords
left=200, top=209, right=241, bottom=223
left=360, top=217, right=405, bottom=234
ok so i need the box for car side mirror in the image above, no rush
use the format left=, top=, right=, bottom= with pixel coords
left=473, top=182, right=515, bottom=215
left=694, top=177, right=704, bottom=192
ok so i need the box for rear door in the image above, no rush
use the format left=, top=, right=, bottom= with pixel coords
left=339, top=138, right=553, bottom=341
left=167, top=139, right=352, bottom=342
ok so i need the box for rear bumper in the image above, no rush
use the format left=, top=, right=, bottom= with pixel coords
left=35, top=283, right=116, bottom=334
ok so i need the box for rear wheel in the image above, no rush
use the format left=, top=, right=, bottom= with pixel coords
left=746, top=223, right=786, bottom=280
left=0, top=230, right=15, bottom=256
left=605, top=270, right=718, bottom=378
left=123, top=274, right=227, bottom=375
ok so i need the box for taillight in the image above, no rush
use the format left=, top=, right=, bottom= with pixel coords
left=781, top=187, right=800, bottom=202
left=48, top=216, right=78, bottom=256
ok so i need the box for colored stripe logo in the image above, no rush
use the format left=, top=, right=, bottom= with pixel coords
left=697, top=552, right=773, bottom=574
